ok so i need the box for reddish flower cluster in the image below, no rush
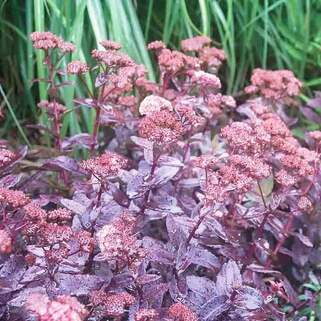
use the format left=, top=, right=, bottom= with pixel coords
left=138, top=110, right=185, bottom=145
left=97, top=212, right=145, bottom=270
left=0, top=229, right=12, bottom=254
left=135, top=308, right=159, bottom=321
left=0, top=188, right=30, bottom=208
left=38, top=100, right=66, bottom=117
left=26, top=294, right=88, bottom=321
left=139, top=95, right=173, bottom=115
left=67, top=61, right=89, bottom=74
left=168, top=303, right=198, bottom=321
left=30, top=31, right=75, bottom=53
left=80, top=151, right=129, bottom=179
left=181, top=35, right=211, bottom=52
left=0, top=148, right=16, bottom=168
left=90, top=290, right=135, bottom=317
left=245, top=68, right=302, bottom=102
left=100, top=39, right=122, bottom=50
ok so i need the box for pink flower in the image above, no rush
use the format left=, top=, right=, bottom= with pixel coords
left=199, top=46, right=226, bottom=70
left=23, top=202, right=47, bottom=221
left=139, top=95, right=173, bottom=115
left=309, top=130, right=321, bottom=142
left=298, top=196, right=313, bottom=212
left=147, top=40, right=166, bottom=51
left=0, top=229, right=12, bottom=254
left=47, top=208, right=73, bottom=222
left=90, top=290, right=135, bottom=317
left=100, top=39, right=121, bottom=50
left=58, top=41, right=76, bottom=53
left=168, top=302, right=198, bottom=321
left=191, top=70, right=221, bottom=90
left=67, top=61, right=89, bottom=74
left=0, top=148, right=16, bottom=168
left=38, top=100, right=66, bottom=117
left=26, top=294, right=88, bottom=321
left=97, top=212, right=145, bottom=269
left=181, top=35, right=211, bottom=52
left=245, top=69, right=302, bottom=101
left=80, top=151, right=129, bottom=179
left=75, top=230, right=95, bottom=253
left=0, top=188, right=30, bottom=208
left=135, top=308, right=159, bottom=321
left=138, top=110, right=185, bottom=145
left=31, top=31, right=60, bottom=50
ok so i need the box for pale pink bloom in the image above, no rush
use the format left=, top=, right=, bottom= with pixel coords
left=100, top=40, right=121, bottom=50
left=181, top=35, right=211, bottom=52
left=168, top=302, right=198, bottom=321
left=0, top=229, right=12, bottom=254
left=80, top=151, right=129, bottom=179
left=148, top=40, right=166, bottom=51
left=139, top=95, right=173, bottom=115
left=26, top=294, right=88, bottom=321
left=67, top=61, right=89, bottom=74
left=0, top=148, right=16, bottom=168
left=0, top=188, right=30, bottom=208
left=135, top=308, right=159, bottom=321
left=245, top=69, right=302, bottom=101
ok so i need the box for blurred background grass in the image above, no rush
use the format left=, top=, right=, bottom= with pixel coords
left=1, top=0, right=321, bottom=141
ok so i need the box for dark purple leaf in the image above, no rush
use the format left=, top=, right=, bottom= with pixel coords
left=55, top=273, right=104, bottom=295
left=199, top=295, right=230, bottom=320
left=216, top=260, right=242, bottom=296
left=235, top=286, right=264, bottom=310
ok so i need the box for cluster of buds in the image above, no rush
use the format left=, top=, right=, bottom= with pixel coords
left=96, top=212, right=145, bottom=270
left=80, top=151, right=129, bottom=180
left=26, top=293, right=88, bottom=321
left=135, top=308, right=159, bottom=321
left=0, top=229, right=12, bottom=254
left=0, top=188, right=30, bottom=208
left=245, top=68, right=302, bottom=102
left=168, top=303, right=198, bottom=321
left=90, top=290, right=135, bottom=318
left=30, top=31, right=75, bottom=53
left=0, top=148, right=16, bottom=169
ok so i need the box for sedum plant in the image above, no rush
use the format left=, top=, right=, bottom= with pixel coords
left=0, top=32, right=319, bottom=321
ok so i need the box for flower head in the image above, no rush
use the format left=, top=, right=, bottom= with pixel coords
left=139, top=95, right=173, bottom=115
left=181, top=35, right=211, bottom=52
left=0, top=148, right=16, bottom=168
left=26, top=294, right=88, bottom=321
left=97, top=212, right=144, bottom=269
left=0, top=188, right=30, bottom=208
left=138, top=110, right=185, bottom=145
left=90, top=290, right=135, bottom=317
left=0, top=229, right=12, bottom=254
left=135, top=308, right=159, bottom=321
left=147, top=40, right=166, bottom=51
left=67, top=61, right=89, bottom=74
left=245, top=69, right=302, bottom=101
left=168, top=303, right=198, bottom=321
left=80, top=151, right=129, bottom=179
left=100, top=40, right=121, bottom=50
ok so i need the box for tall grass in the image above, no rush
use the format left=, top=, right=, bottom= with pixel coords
left=1, top=0, right=321, bottom=141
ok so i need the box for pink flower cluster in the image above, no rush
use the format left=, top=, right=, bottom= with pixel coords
left=0, top=148, right=16, bottom=169
left=0, top=229, right=12, bottom=254
left=80, top=151, right=129, bottom=179
left=67, top=61, right=89, bottom=74
left=30, top=31, right=75, bottom=53
left=90, top=290, right=135, bottom=317
left=97, top=212, right=145, bottom=270
left=245, top=68, right=302, bottom=102
left=168, top=302, right=198, bottom=321
left=26, top=294, right=88, bottom=321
